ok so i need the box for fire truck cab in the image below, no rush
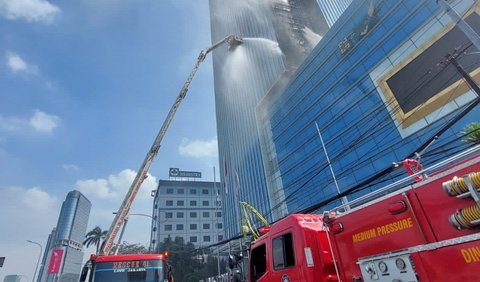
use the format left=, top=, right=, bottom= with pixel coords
left=249, top=214, right=337, bottom=282
left=249, top=149, right=480, bottom=282
left=80, top=253, right=172, bottom=282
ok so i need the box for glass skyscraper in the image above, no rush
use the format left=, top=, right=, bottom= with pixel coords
left=210, top=0, right=285, bottom=238
left=36, top=228, right=56, bottom=282
left=209, top=0, right=351, bottom=237
left=259, top=0, right=479, bottom=215
left=38, top=190, right=91, bottom=282
left=316, top=0, right=353, bottom=27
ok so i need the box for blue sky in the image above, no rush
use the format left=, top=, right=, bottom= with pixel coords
left=0, top=0, right=219, bottom=279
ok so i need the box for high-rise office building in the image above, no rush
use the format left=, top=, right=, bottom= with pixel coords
left=38, top=191, right=91, bottom=282
left=36, top=228, right=56, bottom=282
left=151, top=178, right=223, bottom=249
left=209, top=0, right=350, bottom=237
left=316, top=0, right=353, bottom=27
left=258, top=0, right=479, bottom=215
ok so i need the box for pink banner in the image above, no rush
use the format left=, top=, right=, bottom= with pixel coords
left=47, top=249, right=63, bottom=274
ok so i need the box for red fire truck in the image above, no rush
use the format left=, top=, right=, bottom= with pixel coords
left=80, top=253, right=173, bottom=282
left=248, top=146, right=480, bottom=282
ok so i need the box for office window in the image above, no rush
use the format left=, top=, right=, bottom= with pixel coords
left=190, top=236, right=197, bottom=243
left=177, top=212, right=184, bottom=218
left=190, top=189, right=197, bottom=195
left=190, top=212, right=197, bottom=218
left=272, top=233, right=295, bottom=270
left=203, top=223, right=210, bottom=230
left=190, top=200, right=197, bottom=206
left=202, top=201, right=209, bottom=207
left=166, top=188, right=174, bottom=194
left=203, top=212, right=209, bottom=218
left=153, top=227, right=157, bottom=232
left=218, top=235, right=223, bottom=241
left=166, top=200, right=173, bottom=206
left=165, top=212, right=173, bottom=219
left=177, top=200, right=184, bottom=206
left=178, top=188, right=184, bottom=194
left=190, top=224, right=197, bottom=230
left=203, top=236, right=211, bottom=242
left=164, top=225, right=172, bottom=231
left=216, top=223, right=222, bottom=229
left=176, top=224, right=184, bottom=231
left=202, top=189, right=209, bottom=195
left=216, top=212, right=222, bottom=217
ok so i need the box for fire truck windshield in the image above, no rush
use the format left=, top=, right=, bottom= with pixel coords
left=93, top=259, right=166, bottom=282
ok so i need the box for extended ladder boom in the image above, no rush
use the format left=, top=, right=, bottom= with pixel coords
left=101, top=34, right=242, bottom=255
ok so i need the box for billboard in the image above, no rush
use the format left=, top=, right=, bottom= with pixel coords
left=47, top=249, right=64, bottom=274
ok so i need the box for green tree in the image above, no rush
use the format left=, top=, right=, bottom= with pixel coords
left=462, top=122, right=480, bottom=144
left=83, top=226, right=108, bottom=254
left=116, top=241, right=149, bottom=254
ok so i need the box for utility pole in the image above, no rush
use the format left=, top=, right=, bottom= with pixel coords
left=436, top=0, right=480, bottom=50
left=115, top=216, right=128, bottom=255
left=448, top=53, right=480, bottom=101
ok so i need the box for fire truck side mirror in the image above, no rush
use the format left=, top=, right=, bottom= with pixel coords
left=79, top=268, right=87, bottom=282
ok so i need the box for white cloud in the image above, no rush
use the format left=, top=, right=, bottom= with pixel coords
left=62, top=164, right=80, bottom=172
left=76, top=178, right=115, bottom=199
left=6, top=52, right=38, bottom=74
left=0, top=115, right=29, bottom=131
left=76, top=169, right=157, bottom=201
left=0, top=0, right=60, bottom=23
left=22, top=186, right=57, bottom=212
left=76, top=169, right=158, bottom=250
left=0, top=186, right=59, bottom=281
left=29, top=110, right=60, bottom=132
left=0, top=110, right=61, bottom=134
left=179, top=136, right=218, bottom=158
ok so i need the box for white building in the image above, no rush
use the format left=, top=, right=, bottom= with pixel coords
left=151, top=178, right=223, bottom=249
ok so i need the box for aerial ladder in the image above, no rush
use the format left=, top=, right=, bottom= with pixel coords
left=100, top=34, right=243, bottom=256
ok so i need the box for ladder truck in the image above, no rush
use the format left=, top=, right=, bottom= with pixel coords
left=79, top=34, right=242, bottom=282
left=243, top=145, right=480, bottom=282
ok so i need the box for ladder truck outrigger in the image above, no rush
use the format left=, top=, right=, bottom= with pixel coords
left=79, top=34, right=242, bottom=282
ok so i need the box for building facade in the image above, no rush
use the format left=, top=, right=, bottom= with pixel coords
left=151, top=179, right=223, bottom=249
left=38, top=191, right=91, bottom=282
left=316, top=0, right=353, bottom=27
left=36, top=228, right=56, bottom=282
left=258, top=0, right=480, bottom=215
left=209, top=0, right=351, bottom=238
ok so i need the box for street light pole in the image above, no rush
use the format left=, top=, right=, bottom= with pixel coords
left=112, top=212, right=154, bottom=254
left=26, top=240, right=42, bottom=282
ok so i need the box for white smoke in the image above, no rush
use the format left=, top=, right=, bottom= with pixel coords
left=303, top=26, right=322, bottom=50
